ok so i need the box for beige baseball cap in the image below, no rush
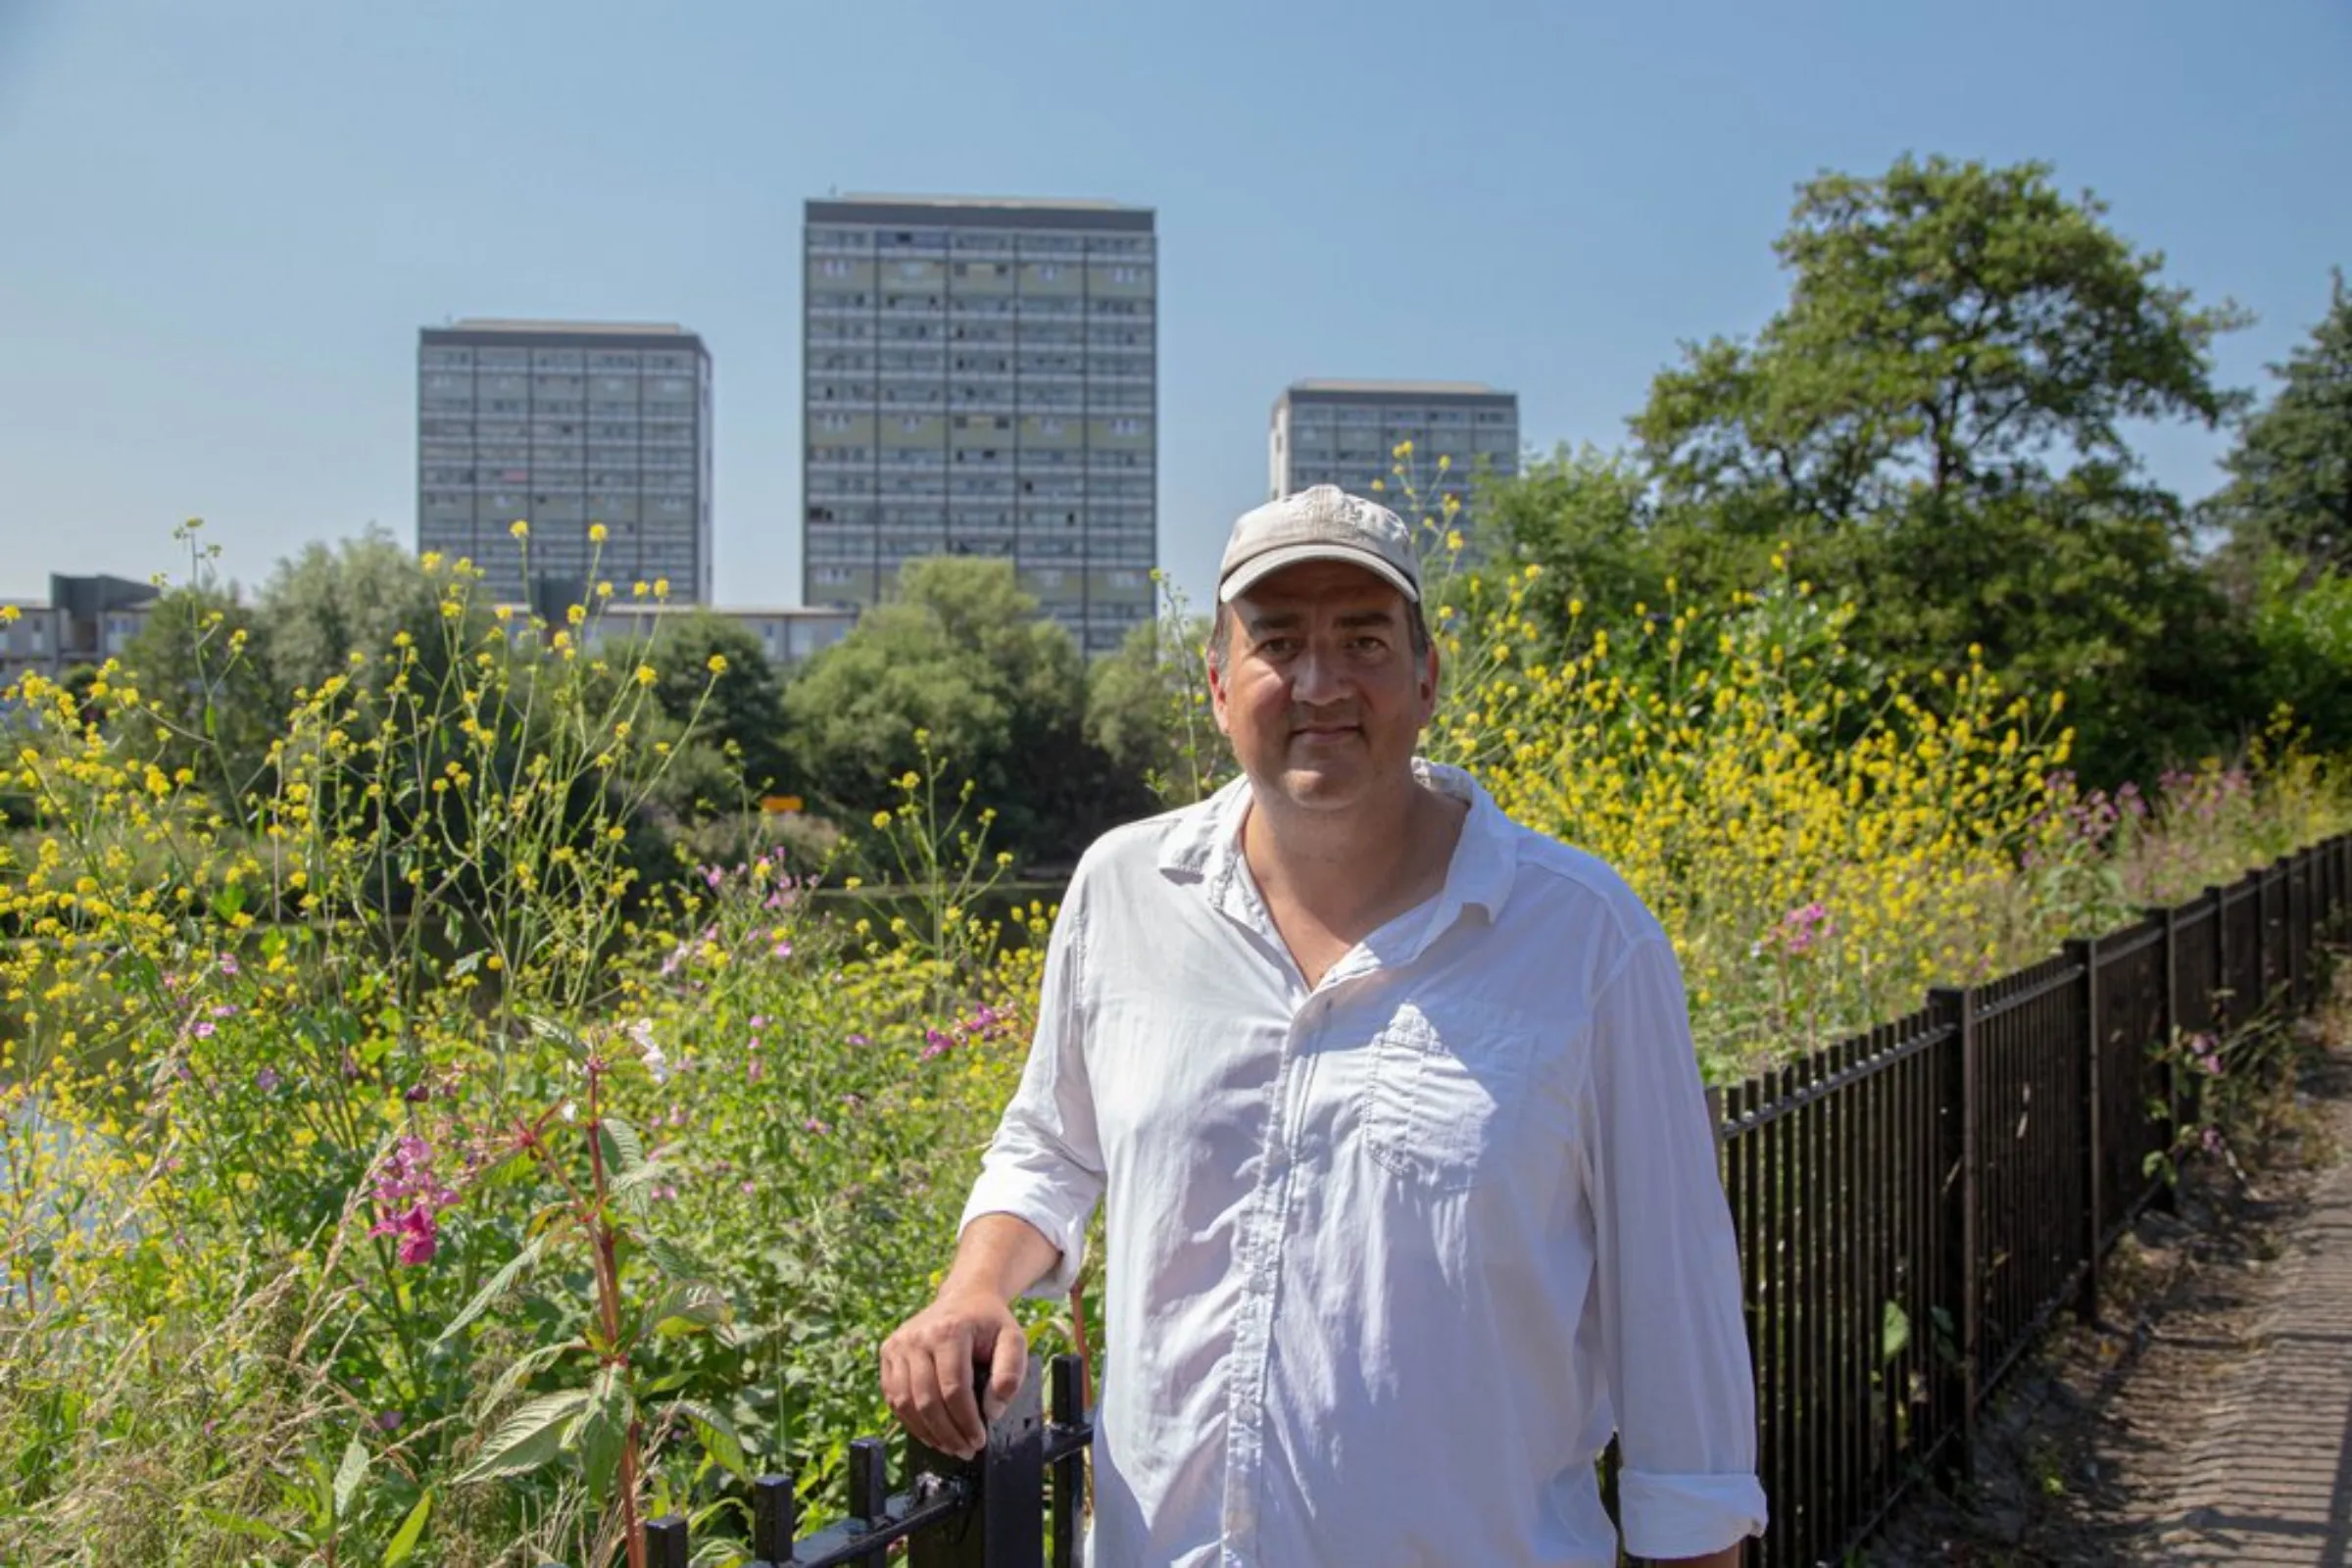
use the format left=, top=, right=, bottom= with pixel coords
left=1216, top=485, right=1422, bottom=605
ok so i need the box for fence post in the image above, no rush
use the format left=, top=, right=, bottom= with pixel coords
left=2255, top=866, right=2273, bottom=1017
left=2153, top=903, right=2181, bottom=1216
left=908, top=1353, right=1047, bottom=1568
left=644, top=1515, right=690, bottom=1568
left=2065, top=936, right=2101, bottom=1323
left=2290, top=853, right=2307, bottom=1009
left=1049, top=1353, right=1089, bottom=1568
left=2209, top=884, right=2230, bottom=1037
left=1929, top=984, right=1981, bottom=1486
left=848, top=1437, right=890, bottom=1568
left=749, top=1474, right=797, bottom=1567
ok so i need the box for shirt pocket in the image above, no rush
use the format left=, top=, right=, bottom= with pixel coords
left=1356, top=1000, right=1540, bottom=1194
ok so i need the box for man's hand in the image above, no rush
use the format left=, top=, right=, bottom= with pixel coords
left=880, top=1288, right=1029, bottom=1460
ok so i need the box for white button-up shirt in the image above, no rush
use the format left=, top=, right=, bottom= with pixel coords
left=961, top=761, right=1767, bottom=1566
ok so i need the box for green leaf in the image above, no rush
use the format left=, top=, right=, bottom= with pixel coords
left=381, top=1490, right=433, bottom=1568
left=713, top=1318, right=774, bottom=1351
left=525, top=1014, right=589, bottom=1057
left=1881, top=1300, right=1912, bottom=1363
left=640, top=1235, right=710, bottom=1282
left=525, top=1199, right=576, bottom=1239
left=609, top=1159, right=671, bottom=1219
left=668, top=1396, right=751, bottom=1481
left=435, top=1234, right=549, bottom=1347
left=455, top=1389, right=592, bottom=1484
left=645, top=1279, right=733, bottom=1339
left=573, top=1367, right=632, bottom=1506
left=333, top=1435, right=369, bottom=1521
left=196, top=1507, right=293, bottom=1544
left=448, top=952, right=481, bottom=980
left=598, top=1116, right=648, bottom=1182
left=478, top=1339, right=581, bottom=1416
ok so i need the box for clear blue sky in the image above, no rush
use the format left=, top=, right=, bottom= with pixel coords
left=2, top=0, right=2346, bottom=607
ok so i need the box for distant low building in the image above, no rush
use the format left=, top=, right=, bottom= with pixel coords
left=0, top=573, right=160, bottom=688
left=569, top=600, right=858, bottom=669
left=1269, top=380, right=1520, bottom=544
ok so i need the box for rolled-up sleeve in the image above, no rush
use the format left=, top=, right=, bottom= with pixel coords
left=958, top=877, right=1104, bottom=1299
left=1580, top=934, right=1768, bottom=1559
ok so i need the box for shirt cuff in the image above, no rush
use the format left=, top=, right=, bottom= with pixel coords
left=958, top=1168, right=1088, bottom=1299
left=1618, top=1468, right=1768, bottom=1560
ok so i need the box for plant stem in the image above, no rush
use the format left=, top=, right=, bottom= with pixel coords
left=584, top=1067, right=645, bottom=1568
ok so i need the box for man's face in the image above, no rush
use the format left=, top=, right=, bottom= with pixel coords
left=1208, top=558, right=1438, bottom=812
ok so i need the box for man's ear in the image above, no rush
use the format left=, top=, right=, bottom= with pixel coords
left=1204, top=642, right=1233, bottom=736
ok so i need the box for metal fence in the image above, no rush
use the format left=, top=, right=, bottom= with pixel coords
left=559, top=1353, right=1092, bottom=1567
left=1724, top=831, right=2352, bottom=1565
left=576, top=833, right=2349, bottom=1568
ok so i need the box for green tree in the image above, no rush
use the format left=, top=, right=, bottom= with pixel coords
left=2208, top=269, right=2352, bottom=576
left=637, top=610, right=795, bottom=801
left=258, top=528, right=446, bottom=696
left=783, top=559, right=1132, bottom=864
left=2242, top=550, right=2352, bottom=753
left=1635, top=154, right=2247, bottom=530
left=120, top=585, right=281, bottom=812
left=1491, top=154, right=2255, bottom=779
left=1084, top=610, right=1220, bottom=808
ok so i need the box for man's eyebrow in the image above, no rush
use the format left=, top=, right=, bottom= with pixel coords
left=1244, top=606, right=1400, bottom=635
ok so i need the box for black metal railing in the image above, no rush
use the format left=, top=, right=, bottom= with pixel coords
left=1725, top=832, right=2352, bottom=1565
left=551, top=1352, right=1091, bottom=1568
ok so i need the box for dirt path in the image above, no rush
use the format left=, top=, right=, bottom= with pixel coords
left=1868, top=1002, right=2351, bottom=1565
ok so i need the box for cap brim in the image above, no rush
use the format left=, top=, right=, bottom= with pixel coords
left=1217, top=543, right=1420, bottom=604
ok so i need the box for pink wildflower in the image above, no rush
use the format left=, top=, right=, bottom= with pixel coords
left=369, top=1134, right=459, bottom=1266
left=1778, top=903, right=1832, bottom=956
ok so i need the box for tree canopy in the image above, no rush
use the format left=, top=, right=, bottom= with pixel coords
left=783, top=559, right=1141, bottom=864
left=1492, top=154, right=2267, bottom=781
left=2209, top=269, right=2352, bottom=576
left=1635, top=155, right=2248, bottom=528
left=258, top=527, right=447, bottom=697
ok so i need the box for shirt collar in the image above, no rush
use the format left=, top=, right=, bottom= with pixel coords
left=1156, top=759, right=1519, bottom=926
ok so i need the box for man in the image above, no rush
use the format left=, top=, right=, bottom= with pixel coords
left=882, top=486, right=1766, bottom=1566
